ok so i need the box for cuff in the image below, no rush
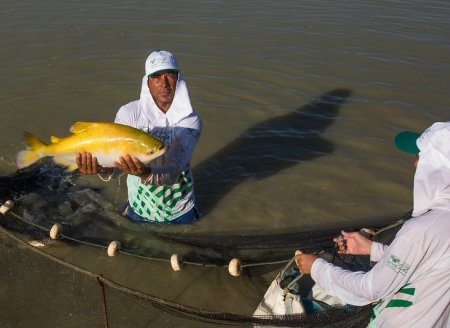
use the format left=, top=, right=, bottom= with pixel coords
left=370, top=241, right=385, bottom=262
left=311, top=257, right=329, bottom=282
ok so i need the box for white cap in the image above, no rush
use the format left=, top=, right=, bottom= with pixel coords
left=145, top=50, right=179, bottom=77
left=416, top=122, right=450, bottom=168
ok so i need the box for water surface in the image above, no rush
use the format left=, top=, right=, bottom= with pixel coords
left=0, top=0, right=449, bottom=315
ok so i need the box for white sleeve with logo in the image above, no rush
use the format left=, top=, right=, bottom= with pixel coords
left=311, top=222, right=422, bottom=306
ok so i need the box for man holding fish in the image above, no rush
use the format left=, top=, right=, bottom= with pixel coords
left=77, top=50, right=202, bottom=224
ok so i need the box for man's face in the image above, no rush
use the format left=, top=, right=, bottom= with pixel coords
left=147, top=70, right=178, bottom=112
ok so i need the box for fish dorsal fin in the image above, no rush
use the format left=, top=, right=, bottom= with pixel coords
left=50, top=136, right=61, bottom=143
left=70, top=122, right=97, bottom=134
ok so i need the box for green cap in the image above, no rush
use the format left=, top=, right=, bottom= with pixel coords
left=394, top=131, right=421, bottom=154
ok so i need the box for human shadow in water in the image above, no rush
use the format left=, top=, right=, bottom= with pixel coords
left=193, top=88, right=352, bottom=214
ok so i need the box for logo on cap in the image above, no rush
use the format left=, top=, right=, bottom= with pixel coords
left=145, top=50, right=179, bottom=77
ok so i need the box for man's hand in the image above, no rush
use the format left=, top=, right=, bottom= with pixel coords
left=114, top=155, right=149, bottom=180
left=77, top=152, right=100, bottom=175
left=295, top=253, right=318, bottom=274
left=77, top=152, right=113, bottom=176
left=333, top=230, right=373, bottom=255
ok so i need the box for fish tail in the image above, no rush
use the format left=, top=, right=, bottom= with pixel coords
left=16, top=132, right=47, bottom=169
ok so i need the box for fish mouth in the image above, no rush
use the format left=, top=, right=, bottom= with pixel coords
left=157, top=145, right=167, bottom=155
left=142, top=146, right=167, bottom=163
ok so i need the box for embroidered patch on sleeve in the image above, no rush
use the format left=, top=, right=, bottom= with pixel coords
left=386, top=255, right=410, bottom=275
left=398, top=263, right=410, bottom=275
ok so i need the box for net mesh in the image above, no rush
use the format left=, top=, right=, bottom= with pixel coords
left=0, top=163, right=409, bottom=327
left=0, top=206, right=407, bottom=328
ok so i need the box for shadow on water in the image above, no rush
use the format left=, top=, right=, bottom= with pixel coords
left=193, top=88, right=352, bottom=214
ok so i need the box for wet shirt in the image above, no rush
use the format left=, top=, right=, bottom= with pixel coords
left=115, top=76, right=202, bottom=222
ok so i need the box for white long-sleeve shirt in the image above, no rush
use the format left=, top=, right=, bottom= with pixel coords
left=114, top=75, right=202, bottom=222
left=312, top=209, right=450, bottom=327
left=312, top=122, right=450, bottom=327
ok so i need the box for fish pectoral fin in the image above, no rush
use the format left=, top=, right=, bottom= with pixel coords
left=70, top=122, right=97, bottom=134
left=53, top=157, right=78, bottom=171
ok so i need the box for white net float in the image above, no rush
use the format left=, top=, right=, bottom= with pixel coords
left=107, top=241, right=121, bottom=257
left=228, top=258, right=242, bottom=277
left=28, top=240, right=46, bottom=247
left=0, top=200, right=14, bottom=215
left=170, top=254, right=182, bottom=271
left=49, top=223, right=62, bottom=240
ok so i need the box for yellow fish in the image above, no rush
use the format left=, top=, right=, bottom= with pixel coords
left=16, top=122, right=166, bottom=171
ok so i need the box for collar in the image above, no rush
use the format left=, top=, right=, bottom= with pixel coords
left=139, top=73, right=193, bottom=126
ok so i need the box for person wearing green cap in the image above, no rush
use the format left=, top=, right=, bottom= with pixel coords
left=394, top=131, right=421, bottom=155
left=77, top=50, right=202, bottom=224
left=295, top=122, right=450, bottom=327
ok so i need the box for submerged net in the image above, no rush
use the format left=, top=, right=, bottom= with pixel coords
left=0, top=163, right=409, bottom=327
left=0, top=206, right=408, bottom=328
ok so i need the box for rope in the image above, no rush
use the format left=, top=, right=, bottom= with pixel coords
left=0, top=221, right=263, bottom=325
left=1, top=203, right=410, bottom=274
left=2, top=209, right=293, bottom=271
left=97, top=277, right=109, bottom=328
left=372, top=219, right=406, bottom=236
left=0, top=213, right=375, bottom=327
left=279, top=256, right=304, bottom=292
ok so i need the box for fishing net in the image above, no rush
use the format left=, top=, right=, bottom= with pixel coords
left=0, top=163, right=409, bottom=327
